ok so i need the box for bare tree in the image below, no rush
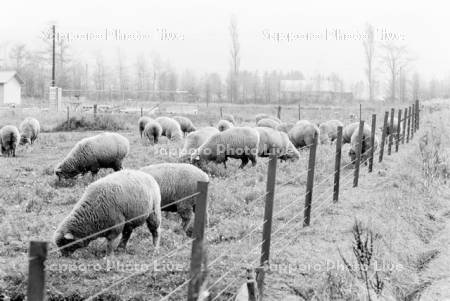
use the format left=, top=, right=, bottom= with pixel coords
left=228, top=14, right=240, bottom=103
left=380, top=42, right=411, bottom=102
left=93, top=52, right=106, bottom=91
left=9, top=44, right=28, bottom=72
left=116, top=48, right=129, bottom=96
left=412, top=72, right=421, bottom=100
left=363, top=24, right=376, bottom=102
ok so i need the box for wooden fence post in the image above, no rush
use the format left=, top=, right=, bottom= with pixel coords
left=257, top=154, right=277, bottom=299
left=369, top=114, right=376, bottom=172
left=187, top=181, right=209, bottom=301
left=388, top=108, right=395, bottom=155
left=66, top=106, right=70, bottom=130
left=411, top=104, right=415, bottom=139
left=303, top=134, right=318, bottom=227
left=395, top=109, right=401, bottom=152
left=379, top=111, right=388, bottom=162
left=407, top=106, right=411, bottom=143
left=247, top=281, right=258, bottom=301
left=277, top=105, right=282, bottom=119
left=220, top=107, right=223, bottom=118
left=415, top=99, right=420, bottom=130
left=353, top=120, right=365, bottom=187
left=333, top=126, right=343, bottom=202
left=402, top=108, right=407, bottom=144
left=93, top=104, right=98, bottom=118
left=298, top=103, right=301, bottom=120
left=27, top=241, right=48, bottom=301
left=140, top=107, right=143, bottom=117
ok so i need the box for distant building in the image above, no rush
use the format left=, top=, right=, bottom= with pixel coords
left=0, top=71, right=24, bottom=105
left=280, top=79, right=353, bottom=103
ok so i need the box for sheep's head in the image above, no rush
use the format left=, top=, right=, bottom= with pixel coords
left=54, top=231, right=86, bottom=257
left=348, top=149, right=357, bottom=163
left=54, top=163, right=77, bottom=180
left=19, top=135, right=31, bottom=145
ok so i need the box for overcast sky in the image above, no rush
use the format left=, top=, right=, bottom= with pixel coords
left=0, top=0, right=449, bottom=83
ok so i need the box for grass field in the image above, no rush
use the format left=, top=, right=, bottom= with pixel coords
left=1, top=100, right=449, bottom=300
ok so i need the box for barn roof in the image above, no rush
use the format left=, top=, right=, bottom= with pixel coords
left=0, top=71, right=24, bottom=85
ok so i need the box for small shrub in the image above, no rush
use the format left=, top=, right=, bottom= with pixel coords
left=52, top=115, right=130, bottom=132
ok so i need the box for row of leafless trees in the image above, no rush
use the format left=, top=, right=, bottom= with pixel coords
left=1, top=21, right=449, bottom=103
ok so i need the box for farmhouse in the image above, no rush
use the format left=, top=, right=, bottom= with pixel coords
left=0, top=71, right=24, bottom=106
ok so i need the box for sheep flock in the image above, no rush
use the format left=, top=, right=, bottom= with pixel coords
left=0, top=110, right=382, bottom=258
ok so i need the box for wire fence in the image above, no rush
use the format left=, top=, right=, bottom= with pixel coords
left=24, top=100, right=421, bottom=301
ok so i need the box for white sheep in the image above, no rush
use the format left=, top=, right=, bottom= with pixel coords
left=179, top=127, right=219, bottom=162
left=276, top=122, right=294, bottom=134
left=191, top=126, right=260, bottom=169
left=288, top=120, right=320, bottom=149
left=138, top=116, right=152, bottom=138
left=156, top=116, right=183, bottom=141
left=54, top=132, right=130, bottom=179
left=256, top=118, right=280, bottom=129
left=0, top=125, right=20, bottom=157
left=140, top=163, right=209, bottom=236
left=54, top=169, right=161, bottom=256
left=143, top=119, right=162, bottom=144
left=173, top=116, right=197, bottom=136
left=319, top=120, right=344, bottom=144
left=342, top=122, right=360, bottom=144
left=255, top=114, right=280, bottom=124
left=222, top=113, right=236, bottom=125
left=348, top=123, right=378, bottom=164
left=217, top=119, right=234, bottom=132
left=255, top=127, right=300, bottom=161
left=19, top=117, right=40, bottom=145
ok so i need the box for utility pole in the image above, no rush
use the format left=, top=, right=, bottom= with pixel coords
left=51, top=25, right=56, bottom=87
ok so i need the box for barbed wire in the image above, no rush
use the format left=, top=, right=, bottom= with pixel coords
left=85, top=237, right=194, bottom=301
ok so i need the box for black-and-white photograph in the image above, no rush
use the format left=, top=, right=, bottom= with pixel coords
left=1, top=1, right=449, bottom=300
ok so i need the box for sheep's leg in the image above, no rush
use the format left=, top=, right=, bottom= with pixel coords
left=117, top=224, right=134, bottom=251
left=146, top=213, right=161, bottom=251
left=106, top=233, right=122, bottom=256
left=239, top=157, right=249, bottom=169
left=178, top=206, right=194, bottom=237
left=249, top=155, right=257, bottom=167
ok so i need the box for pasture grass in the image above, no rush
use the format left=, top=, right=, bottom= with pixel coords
left=1, top=100, right=449, bottom=300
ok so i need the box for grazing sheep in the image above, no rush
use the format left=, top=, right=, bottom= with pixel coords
left=173, top=116, right=197, bottom=136
left=342, top=122, right=360, bottom=144
left=222, top=113, right=236, bottom=125
left=288, top=120, right=320, bottom=149
left=143, top=119, right=162, bottom=144
left=256, top=118, right=280, bottom=129
left=276, top=122, right=295, bottom=134
left=383, top=118, right=402, bottom=144
left=138, top=116, right=152, bottom=138
left=217, top=119, right=234, bottom=132
left=191, top=126, right=259, bottom=169
left=255, top=127, right=299, bottom=161
left=54, top=132, right=130, bottom=179
left=140, top=163, right=209, bottom=236
left=156, top=116, right=183, bottom=141
left=319, top=120, right=344, bottom=144
left=54, top=170, right=161, bottom=256
left=179, top=127, right=219, bottom=162
left=255, top=114, right=280, bottom=123
left=348, top=124, right=378, bottom=164
left=19, top=117, right=40, bottom=145
left=0, top=125, right=20, bottom=157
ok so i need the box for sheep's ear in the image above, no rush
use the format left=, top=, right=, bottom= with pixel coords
left=64, top=232, right=75, bottom=240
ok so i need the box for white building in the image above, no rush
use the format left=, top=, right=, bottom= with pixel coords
left=0, top=71, right=24, bottom=106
